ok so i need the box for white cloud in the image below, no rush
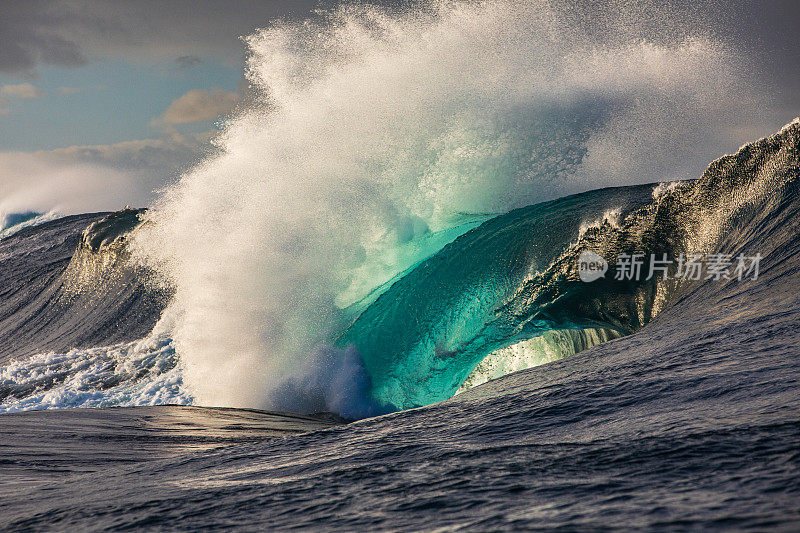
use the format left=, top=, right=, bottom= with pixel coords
left=0, top=134, right=212, bottom=218
left=0, top=84, right=41, bottom=114
left=1, top=83, right=42, bottom=98
left=0, top=83, right=42, bottom=113
left=0, top=1, right=331, bottom=75
left=158, top=88, right=239, bottom=125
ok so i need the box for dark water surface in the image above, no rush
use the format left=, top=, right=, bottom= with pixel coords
left=1, top=123, right=799, bottom=530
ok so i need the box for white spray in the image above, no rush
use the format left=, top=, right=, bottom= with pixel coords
left=131, top=1, right=770, bottom=417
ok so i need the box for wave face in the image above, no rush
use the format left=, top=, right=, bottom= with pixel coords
left=2, top=119, right=796, bottom=416
left=0, top=209, right=168, bottom=362
left=3, top=135, right=799, bottom=527
left=128, top=0, right=776, bottom=416
left=0, top=210, right=177, bottom=411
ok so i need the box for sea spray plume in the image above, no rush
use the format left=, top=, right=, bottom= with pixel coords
left=131, top=0, right=770, bottom=417
left=270, top=345, right=389, bottom=419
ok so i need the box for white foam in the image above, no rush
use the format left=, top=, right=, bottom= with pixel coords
left=0, top=210, right=62, bottom=239
left=0, top=330, right=190, bottom=413
left=579, top=208, right=623, bottom=238
left=458, top=328, right=622, bottom=393
left=652, top=181, right=691, bottom=200
left=129, top=1, right=771, bottom=415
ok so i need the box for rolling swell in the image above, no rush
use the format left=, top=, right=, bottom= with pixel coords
left=0, top=209, right=179, bottom=409
left=341, top=119, right=800, bottom=410
left=0, top=120, right=797, bottom=414
left=0, top=208, right=168, bottom=365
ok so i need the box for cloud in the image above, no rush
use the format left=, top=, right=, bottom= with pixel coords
left=175, top=55, right=203, bottom=69
left=1, top=83, right=42, bottom=98
left=0, top=1, right=86, bottom=74
left=0, top=134, right=212, bottom=218
left=0, top=83, right=42, bottom=113
left=57, top=86, right=82, bottom=95
left=158, top=88, right=239, bottom=125
left=0, top=0, right=332, bottom=75
left=1, top=1, right=794, bottom=119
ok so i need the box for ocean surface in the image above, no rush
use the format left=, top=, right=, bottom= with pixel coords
left=0, top=120, right=798, bottom=529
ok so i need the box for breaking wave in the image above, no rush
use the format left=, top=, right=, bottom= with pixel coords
left=0, top=1, right=796, bottom=419
left=1, top=119, right=797, bottom=416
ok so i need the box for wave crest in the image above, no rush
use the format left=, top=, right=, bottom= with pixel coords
left=131, top=0, right=780, bottom=415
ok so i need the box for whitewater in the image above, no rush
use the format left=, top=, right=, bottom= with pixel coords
left=1, top=1, right=798, bottom=529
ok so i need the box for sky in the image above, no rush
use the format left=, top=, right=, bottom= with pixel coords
left=0, top=0, right=798, bottom=219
